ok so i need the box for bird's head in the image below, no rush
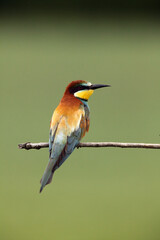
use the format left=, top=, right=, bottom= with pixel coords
left=65, top=80, right=110, bottom=101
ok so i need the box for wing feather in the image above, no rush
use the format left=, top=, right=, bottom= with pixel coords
left=40, top=104, right=90, bottom=192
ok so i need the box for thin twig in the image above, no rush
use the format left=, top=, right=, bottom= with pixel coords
left=18, top=141, right=160, bottom=150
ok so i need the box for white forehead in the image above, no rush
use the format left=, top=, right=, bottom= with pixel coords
left=81, top=82, right=92, bottom=87
left=82, top=82, right=92, bottom=86
left=87, top=82, right=92, bottom=86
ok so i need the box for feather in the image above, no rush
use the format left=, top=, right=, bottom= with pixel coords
left=40, top=93, right=90, bottom=193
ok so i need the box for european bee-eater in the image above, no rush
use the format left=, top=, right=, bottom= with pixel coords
left=40, top=80, right=110, bottom=192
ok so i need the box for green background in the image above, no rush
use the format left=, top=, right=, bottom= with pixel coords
left=1, top=15, right=160, bottom=240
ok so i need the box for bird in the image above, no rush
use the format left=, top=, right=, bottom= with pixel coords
left=40, top=80, right=110, bottom=193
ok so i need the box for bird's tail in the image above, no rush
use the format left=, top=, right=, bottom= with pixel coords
left=39, top=164, right=55, bottom=193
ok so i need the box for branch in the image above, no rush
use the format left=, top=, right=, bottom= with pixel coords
left=18, top=141, right=160, bottom=150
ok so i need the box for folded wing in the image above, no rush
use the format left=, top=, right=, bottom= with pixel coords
left=40, top=108, right=89, bottom=193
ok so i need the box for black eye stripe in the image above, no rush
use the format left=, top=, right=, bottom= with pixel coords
left=69, top=85, right=89, bottom=94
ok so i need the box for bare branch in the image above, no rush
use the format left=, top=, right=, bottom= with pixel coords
left=18, top=142, right=49, bottom=150
left=18, top=141, right=160, bottom=150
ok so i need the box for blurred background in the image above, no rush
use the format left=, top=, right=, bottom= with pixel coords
left=1, top=1, right=160, bottom=240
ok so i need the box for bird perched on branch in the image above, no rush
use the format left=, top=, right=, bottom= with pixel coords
left=40, top=80, right=110, bottom=192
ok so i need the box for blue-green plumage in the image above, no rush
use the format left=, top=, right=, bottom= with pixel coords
left=40, top=104, right=89, bottom=193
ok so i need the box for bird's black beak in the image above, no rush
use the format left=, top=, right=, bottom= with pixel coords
left=89, top=84, right=111, bottom=90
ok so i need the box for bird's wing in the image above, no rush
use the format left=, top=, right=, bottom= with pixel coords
left=40, top=116, right=68, bottom=192
left=40, top=111, right=86, bottom=191
left=54, top=108, right=90, bottom=170
left=49, top=117, right=61, bottom=159
left=53, top=126, right=82, bottom=170
left=40, top=106, right=90, bottom=192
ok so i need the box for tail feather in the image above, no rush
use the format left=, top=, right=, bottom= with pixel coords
left=39, top=168, right=55, bottom=193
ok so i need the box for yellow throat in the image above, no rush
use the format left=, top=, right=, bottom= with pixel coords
left=74, top=89, right=94, bottom=100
